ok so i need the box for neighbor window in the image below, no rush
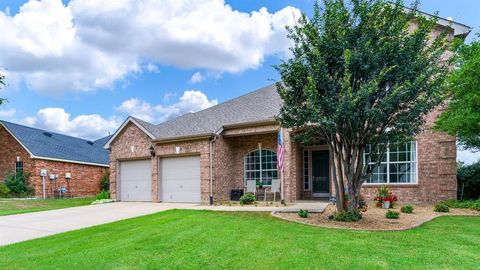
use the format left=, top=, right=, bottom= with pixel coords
left=244, top=149, right=278, bottom=186
left=15, top=161, right=23, bottom=173
left=364, top=141, right=417, bottom=184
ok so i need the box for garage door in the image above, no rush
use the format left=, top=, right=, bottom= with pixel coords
left=161, top=156, right=201, bottom=203
left=120, top=159, right=151, bottom=201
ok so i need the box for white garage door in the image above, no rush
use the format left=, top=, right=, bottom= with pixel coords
left=161, top=156, right=201, bottom=203
left=120, top=159, right=151, bottom=201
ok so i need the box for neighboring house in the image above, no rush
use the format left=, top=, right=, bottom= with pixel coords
left=105, top=17, right=470, bottom=204
left=0, top=120, right=110, bottom=197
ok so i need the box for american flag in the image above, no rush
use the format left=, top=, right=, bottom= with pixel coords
left=277, top=128, right=285, bottom=171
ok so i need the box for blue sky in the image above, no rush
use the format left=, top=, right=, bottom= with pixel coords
left=0, top=0, right=478, bottom=162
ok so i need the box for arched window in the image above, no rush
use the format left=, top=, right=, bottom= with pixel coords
left=244, top=149, right=278, bottom=186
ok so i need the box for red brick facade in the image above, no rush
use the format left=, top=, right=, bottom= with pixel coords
left=109, top=105, right=457, bottom=204
left=0, top=125, right=107, bottom=198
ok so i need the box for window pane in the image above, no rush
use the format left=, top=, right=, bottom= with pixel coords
left=244, top=149, right=278, bottom=185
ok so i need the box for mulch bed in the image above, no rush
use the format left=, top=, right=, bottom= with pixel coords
left=273, top=203, right=480, bottom=231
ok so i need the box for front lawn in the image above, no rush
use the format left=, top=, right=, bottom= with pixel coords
left=0, top=210, right=478, bottom=269
left=0, top=197, right=95, bottom=216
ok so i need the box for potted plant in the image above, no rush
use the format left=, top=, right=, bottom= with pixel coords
left=374, top=185, right=398, bottom=209
left=256, top=180, right=263, bottom=189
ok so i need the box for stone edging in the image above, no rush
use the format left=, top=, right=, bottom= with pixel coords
left=270, top=211, right=480, bottom=232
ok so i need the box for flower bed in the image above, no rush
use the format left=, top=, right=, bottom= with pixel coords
left=273, top=204, right=479, bottom=231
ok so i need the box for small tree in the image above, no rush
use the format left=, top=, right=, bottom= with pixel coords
left=276, top=0, right=450, bottom=215
left=435, top=37, right=480, bottom=150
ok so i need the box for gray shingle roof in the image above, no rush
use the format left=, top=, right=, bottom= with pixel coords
left=139, top=84, right=282, bottom=139
left=1, top=120, right=110, bottom=166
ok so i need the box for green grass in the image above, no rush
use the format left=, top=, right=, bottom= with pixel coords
left=0, top=197, right=95, bottom=216
left=0, top=210, right=479, bottom=269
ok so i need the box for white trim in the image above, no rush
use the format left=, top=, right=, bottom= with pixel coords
left=104, top=116, right=156, bottom=149
left=32, top=156, right=109, bottom=167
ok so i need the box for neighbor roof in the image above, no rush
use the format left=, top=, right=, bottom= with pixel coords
left=105, top=84, right=282, bottom=147
left=0, top=120, right=110, bottom=167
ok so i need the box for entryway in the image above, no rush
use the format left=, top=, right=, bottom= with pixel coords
left=312, top=150, right=330, bottom=197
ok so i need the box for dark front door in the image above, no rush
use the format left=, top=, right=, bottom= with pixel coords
left=312, top=150, right=329, bottom=196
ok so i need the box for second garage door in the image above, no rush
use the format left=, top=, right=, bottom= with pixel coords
left=161, top=156, right=201, bottom=203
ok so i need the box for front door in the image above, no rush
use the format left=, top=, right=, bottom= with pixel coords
left=312, top=150, right=329, bottom=197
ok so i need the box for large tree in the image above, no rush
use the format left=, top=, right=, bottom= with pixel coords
left=435, top=37, right=480, bottom=151
left=276, top=0, right=450, bottom=215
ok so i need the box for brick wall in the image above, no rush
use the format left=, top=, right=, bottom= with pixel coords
left=32, top=159, right=107, bottom=197
left=0, top=125, right=34, bottom=182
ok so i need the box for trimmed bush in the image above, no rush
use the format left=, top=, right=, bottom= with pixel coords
left=0, top=183, right=10, bottom=197
left=401, top=204, right=414, bottom=214
left=4, top=172, right=33, bottom=196
left=457, top=161, right=480, bottom=200
left=298, top=209, right=309, bottom=218
left=333, top=211, right=360, bottom=222
left=442, top=199, right=480, bottom=211
left=239, top=193, right=256, bottom=206
left=434, top=203, right=449, bottom=212
left=96, top=190, right=110, bottom=200
left=385, top=210, right=400, bottom=219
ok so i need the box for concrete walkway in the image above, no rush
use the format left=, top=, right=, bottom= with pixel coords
left=0, top=201, right=329, bottom=246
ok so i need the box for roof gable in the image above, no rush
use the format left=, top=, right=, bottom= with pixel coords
left=0, top=120, right=109, bottom=166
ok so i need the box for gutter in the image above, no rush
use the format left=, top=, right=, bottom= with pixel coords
left=209, top=135, right=218, bottom=205
left=221, top=118, right=278, bottom=130
left=152, top=133, right=215, bottom=144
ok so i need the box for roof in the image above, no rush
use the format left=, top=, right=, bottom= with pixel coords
left=0, top=120, right=110, bottom=167
left=105, top=84, right=282, bottom=147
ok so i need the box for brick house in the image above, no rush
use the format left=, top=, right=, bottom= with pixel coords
left=0, top=120, right=110, bottom=197
left=105, top=16, right=470, bottom=204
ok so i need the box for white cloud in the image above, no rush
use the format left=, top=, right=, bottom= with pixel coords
left=189, top=72, right=205, bottom=84
left=23, top=108, right=119, bottom=140
left=117, top=90, right=218, bottom=123
left=0, top=0, right=300, bottom=94
left=0, top=109, right=16, bottom=118
left=145, top=63, right=159, bottom=73
left=457, top=149, right=480, bottom=165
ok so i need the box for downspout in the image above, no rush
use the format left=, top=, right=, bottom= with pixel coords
left=209, top=136, right=217, bottom=205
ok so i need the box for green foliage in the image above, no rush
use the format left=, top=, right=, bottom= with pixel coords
left=0, top=183, right=10, bottom=197
left=456, top=161, right=480, bottom=200
left=442, top=199, right=480, bottom=211
left=435, top=37, right=480, bottom=150
left=100, top=171, right=110, bottom=191
left=4, top=172, right=33, bottom=196
left=96, top=191, right=110, bottom=200
left=239, top=193, right=256, bottom=205
left=276, top=0, right=449, bottom=213
left=385, top=210, right=400, bottom=219
left=0, top=70, right=5, bottom=105
left=434, top=203, right=449, bottom=212
left=401, top=204, right=414, bottom=214
left=333, top=211, right=360, bottom=222
left=298, top=209, right=309, bottom=218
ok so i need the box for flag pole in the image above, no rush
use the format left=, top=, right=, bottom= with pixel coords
left=280, top=128, right=285, bottom=205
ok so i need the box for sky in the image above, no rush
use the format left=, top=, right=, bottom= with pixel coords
left=0, top=0, right=479, bottom=163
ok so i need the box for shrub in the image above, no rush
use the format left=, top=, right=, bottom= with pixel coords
left=401, top=204, right=414, bottom=214
left=298, top=209, right=309, bottom=218
left=457, top=161, right=480, bottom=200
left=96, top=190, right=110, bottom=200
left=434, top=203, right=449, bottom=212
left=239, top=193, right=256, bottom=205
left=442, top=199, right=480, bottom=211
left=385, top=210, right=400, bottom=219
left=100, top=172, right=110, bottom=191
left=333, top=211, right=360, bottom=222
left=0, top=183, right=10, bottom=197
left=4, top=172, right=33, bottom=196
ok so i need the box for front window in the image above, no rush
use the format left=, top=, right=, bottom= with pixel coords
left=244, top=149, right=278, bottom=186
left=15, top=161, right=23, bottom=173
left=303, top=150, right=309, bottom=190
left=364, top=141, right=417, bottom=184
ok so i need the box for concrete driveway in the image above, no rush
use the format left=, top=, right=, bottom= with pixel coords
left=0, top=202, right=197, bottom=246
